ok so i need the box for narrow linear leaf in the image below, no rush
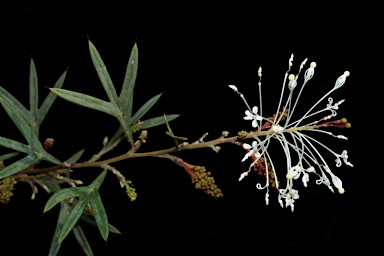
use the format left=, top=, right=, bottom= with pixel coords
left=1, top=97, right=61, bottom=165
left=89, top=170, right=107, bottom=190
left=39, top=150, right=62, bottom=165
left=50, top=88, right=119, bottom=117
left=48, top=202, right=69, bottom=256
left=0, top=98, right=41, bottom=147
left=65, top=149, right=85, bottom=163
left=164, top=114, right=178, bottom=147
left=141, top=114, right=180, bottom=129
left=88, top=40, right=119, bottom=107
left=89, top=191, right=109, bottom=241
left=0, top=86, right=31, bottom=125
left=38, top=70, right=67, bottom=125
left=73, top=224, right=94, bottom=256
left=117, top=116, right=134, bottom=147
left=0, top=136, right=31, bottom=154
left=58, top=193, right=92, bottom=244
left=165, top=131, right=188, bottom=141
left=80, top=214, right=121, bottom=234
left=164, top=114, right=173, bottom=134
left=44, top=187, right=90, bottom=213
left=130, top=92, right=163, bottom=125
left=0, top=152, right=19, bottom=162
left=0, top=154, right=39, bottom=179
left=120, top=43, right=138, bottom=117
left=29, top=59, right=39, bottom=118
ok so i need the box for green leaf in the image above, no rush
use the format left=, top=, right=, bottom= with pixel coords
left=73, top=224, right=94, bottom=256
left=39, top=150, right=62, bottom=165
left=0, top=98, right=40, bottom=147
left=37, top=70, right=67, bottom=125
left=130, top=92, right=163, bottom=125
left=80, top=213, right=121, bottom=234
left=89, top=170, right=107, bottom=189
left=141, top=114, right=180, bottom=129
left=0, top=86, right=31, bottom=125
left=0, top=136, right=31, bottom=154
left=120, top=43, right=138, bottom=118
left=49, top=88, right=119, bottom=117
left=165, top=131, right=188, bottom=141
left=44, top=187, right=89, bottom=213
left=0, top=154, right=39, bottom=179
left=117, top=115, right=134, bottom=147
left=0, top=152, right=19, bottom=162
left=89, top=191, right=109, bottom=241
left=164, top=114, right=180, bottom=147
left=48, top=202, right=69, bottom=256
left=88, top=40, right=119, bottom=107
left=58, top=193, right=92, bottom=244
left=29, top=59, right=39, bottom=119
left=65, top=149, right=85, bottom=163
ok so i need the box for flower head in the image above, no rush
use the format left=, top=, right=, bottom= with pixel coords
left=230, top=54, right=352, bottom=211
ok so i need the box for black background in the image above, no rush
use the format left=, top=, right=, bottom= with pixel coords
left=0, top=3, right=377, bottom=256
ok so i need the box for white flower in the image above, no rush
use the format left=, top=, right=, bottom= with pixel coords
left=241, top=141, right=261, bottom=162
left=286, top=165, right=303, bottom=180
left=244, top=106, right=263, bottom=128
left=279, top=188, right=299, bottom=212
left=302, top=173, right=309, bottom=187
left=341, top=150, right=353, bottom=167
left=335, top=150, right=353, bottom=167
left=334, top=71, right=350, bottom=90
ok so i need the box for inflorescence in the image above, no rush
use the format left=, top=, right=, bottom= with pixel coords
left=229, top=54, right=353, bottom=211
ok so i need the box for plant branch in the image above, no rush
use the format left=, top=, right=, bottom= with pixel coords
left=20, top=123, right=341, bottom=175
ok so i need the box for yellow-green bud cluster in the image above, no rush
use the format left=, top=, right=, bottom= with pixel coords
left=131, top=121, right=144, bottom=133
left=190, top=166, right=223, bottom=199
left=139, top=130, right=148, bottom=143
left=0, top=177, right=17, bottom=204
left=122, top=179, right=137, bottom=201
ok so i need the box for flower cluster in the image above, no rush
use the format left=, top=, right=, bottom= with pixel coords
left=230, top=54, right=352, bottom=211
left=178, top=160, right=223, bottom=199
left=0, top=177, right=17, bottom=204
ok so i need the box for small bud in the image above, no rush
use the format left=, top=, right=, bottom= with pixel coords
left=139, top=130, right=148, bottom=143
left=300, top=58, right=308, bottom=69
left=288, top=74, right=297, bottom=90
left=239, top=172, right=248, bottom=181
left=228, top=85, right=238, bottom=92
left=289, top=53, right=294, bottom=66
left=44, top=138, right=55, bottom=151
left=103, top=136, right=108, bottom=147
